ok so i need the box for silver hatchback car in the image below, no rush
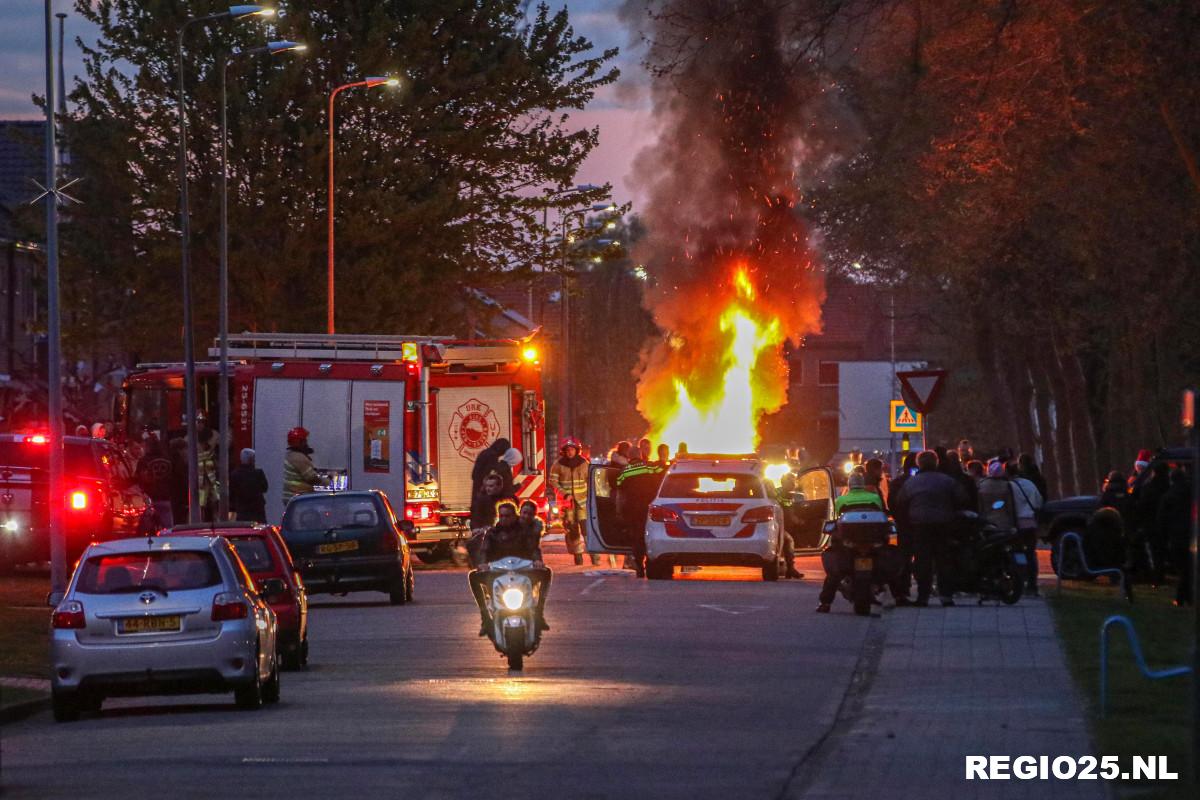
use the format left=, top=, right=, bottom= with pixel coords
left=49, top=535, right=279, bottom=721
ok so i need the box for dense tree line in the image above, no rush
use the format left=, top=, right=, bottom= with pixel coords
left=52, top=0, right=615, bottom=358
left=625, top=0, right=1199, bottom=496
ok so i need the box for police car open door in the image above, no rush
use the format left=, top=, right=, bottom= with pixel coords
left=788, top=466, right=835, bottom=551
left=586, top=463, right=634, bottom=554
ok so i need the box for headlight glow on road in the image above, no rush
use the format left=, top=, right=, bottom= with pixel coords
left=501, top=588, right=526, bottom=610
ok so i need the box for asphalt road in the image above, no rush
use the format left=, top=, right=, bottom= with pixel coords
left=0, top=557, right=870, bottom=800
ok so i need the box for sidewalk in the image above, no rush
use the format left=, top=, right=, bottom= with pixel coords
left=789, top=597, right=1109, bottom=799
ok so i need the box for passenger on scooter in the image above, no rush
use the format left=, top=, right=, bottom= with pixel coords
left=469, top=501, right=551, bottom=636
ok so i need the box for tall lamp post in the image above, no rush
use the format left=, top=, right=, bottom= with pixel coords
left=42, top=0, right=64, bottom=602
left=217, top=40, right=306, bottom=520
left=327, top=76, right=400, bottom=334
left=176, top=4, right=274, bottom=523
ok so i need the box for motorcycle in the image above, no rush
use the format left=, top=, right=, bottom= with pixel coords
left=482, top=556, right=544, bottom=671
left=947, top=507, right=1026, bottom=604
left=822, top=509, right=899, bottom=616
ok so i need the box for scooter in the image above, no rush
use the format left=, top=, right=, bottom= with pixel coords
left=823, top=509, right=898, bottom=616
left=947, top=509, right=1026, bottom=604
left=482, top=556, right=543, bottom=671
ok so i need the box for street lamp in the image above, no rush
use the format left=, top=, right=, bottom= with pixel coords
left=176, top=4, right=274, bottom=523
left=217, top=40, right=306, bottom=520
left=327, top=76, right=401, bottom=334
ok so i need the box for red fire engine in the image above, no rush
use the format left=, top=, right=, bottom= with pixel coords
left=121, top=333, right=547, bottom=557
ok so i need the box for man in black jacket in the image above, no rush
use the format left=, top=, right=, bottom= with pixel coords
left=468, top=501, right=550, bottom=634
left=892, top=450, right=969, bottom=606
left=229, top=448, right=268, bottom=523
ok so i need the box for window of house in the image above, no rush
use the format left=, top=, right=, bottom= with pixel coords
left=789, top=359, right=804, bottom=386
left=818, top=361, right=839, bottom=386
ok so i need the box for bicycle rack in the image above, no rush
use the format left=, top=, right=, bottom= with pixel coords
left=1054, top=532, right=1129, bottom=599
left=1098, top=615, right=1191, bottom=718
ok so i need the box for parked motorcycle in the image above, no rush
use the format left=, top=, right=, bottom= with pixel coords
left=481, top=556, right=544, bottom=670
left=947, top=508, right=1026, bottom=604
left=823, top=509, right=899, bottom=616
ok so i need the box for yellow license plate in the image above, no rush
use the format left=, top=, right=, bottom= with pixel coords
left=854, top=558, right=874, bottom=571
left=691, top=514, right=731, bottom=527
left=119, top=615, right=181, bottom=634
left=317, top=539, right=359, bottom=555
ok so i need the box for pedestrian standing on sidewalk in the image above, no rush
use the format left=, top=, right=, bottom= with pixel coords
left=888, top=451, right=919, bottom=593
left=1017, top=453, right=1049, bottom=501
left=230, top=448, right=268, bottom=523
left=892, top=450, right=968, bottom=606
left=1005, top=460, right=1044, bottom=595
left=863, top=457, right=889, bottom=509
left=136, top=434, right=175, bottom=530
left=1157, top=468, right=1193, bottom=606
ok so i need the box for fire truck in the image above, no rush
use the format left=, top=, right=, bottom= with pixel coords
left=121, top=333, right=547, bottom=558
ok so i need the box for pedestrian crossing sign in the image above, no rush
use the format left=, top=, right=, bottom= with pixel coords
left=889, top=401, right=922, bottom=433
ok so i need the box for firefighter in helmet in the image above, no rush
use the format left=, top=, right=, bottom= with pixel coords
left=283, top=427, right=328, bottom=507
left=550, top=438, right=589, bottom=565
left=195, top=412, right=221, bottom=521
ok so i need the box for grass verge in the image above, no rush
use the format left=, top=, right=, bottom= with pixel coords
left=1048, top=580, right=1196, bottom=799
left=0, top=574, right=50, bottom=680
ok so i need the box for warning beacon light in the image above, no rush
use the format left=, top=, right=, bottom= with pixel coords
left=522, top=346, right=539, bottom=364
left=400, top=342, right=419, bottom=363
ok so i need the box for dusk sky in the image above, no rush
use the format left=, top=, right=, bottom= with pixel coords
left=0, top=0, right=653, bottom=205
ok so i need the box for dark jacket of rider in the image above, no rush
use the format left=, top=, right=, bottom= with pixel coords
left=479, top=519, right=542, bottom=563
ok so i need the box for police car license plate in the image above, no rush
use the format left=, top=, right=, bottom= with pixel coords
left=119, top=615, right=180, bottom=634
left=691, top=514, right=731, bottom=527
left=317, top=540, right=359, bottom=555
left=854, top=557, right=873, bottom=571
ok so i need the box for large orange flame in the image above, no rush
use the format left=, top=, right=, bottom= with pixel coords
left=641, top=262, right=792, bottom=454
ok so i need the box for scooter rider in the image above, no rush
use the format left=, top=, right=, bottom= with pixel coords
left=469, top=501, right=551, bottom=636
left=817, top=473, right=906, bottom=612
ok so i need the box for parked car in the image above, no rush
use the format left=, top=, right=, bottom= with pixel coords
left=280, top=490, right=414, bottom=604
left=0, top=432, right=150, bottom=572
left=168, top=522, right=309, bottom=670
left=49, top=535, right=279, bottom=721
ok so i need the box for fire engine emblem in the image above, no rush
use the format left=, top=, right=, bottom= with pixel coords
left=448, top=399, right=501, bottom=460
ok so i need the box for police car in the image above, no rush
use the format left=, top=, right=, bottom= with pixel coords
left=586, top=456, right=835, bottom=581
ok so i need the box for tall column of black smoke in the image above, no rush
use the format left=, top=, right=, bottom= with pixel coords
left=623, top=0, right=830, bottom=436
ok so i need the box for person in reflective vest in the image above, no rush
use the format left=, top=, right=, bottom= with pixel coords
left=282, top=427, right=328, bottom=507
left=550, top=439, right=590, bottom=565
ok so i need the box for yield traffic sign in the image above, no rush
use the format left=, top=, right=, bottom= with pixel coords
left=897, top=369, right=947, bottom=414
left=889, top=401, right=922, bottom=433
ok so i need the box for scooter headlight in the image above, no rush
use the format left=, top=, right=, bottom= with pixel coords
left=501, top=587, right=527, bottom=611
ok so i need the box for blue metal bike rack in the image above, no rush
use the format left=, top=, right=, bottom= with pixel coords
left=1055, top=532, right=1128, bottom=598
left=1098, top=615, right=1191, bottom=718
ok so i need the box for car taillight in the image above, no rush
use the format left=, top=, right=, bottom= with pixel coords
left=741, top=506, right=776, bottom=523
left=648, top=505, right=680, bottom=523
left=211, top=592, right=249, bottom=621
left=52, top=600, right=86, bottom=629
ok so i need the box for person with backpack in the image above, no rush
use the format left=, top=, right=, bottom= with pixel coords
left=1005, top=461, right=1044, bottom=595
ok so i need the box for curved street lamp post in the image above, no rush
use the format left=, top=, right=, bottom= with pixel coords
left=327, top=76, right=400, bottom=334
left=217, top=40, right=306, bottom=520
left=176, top=4, right=274, bottom=523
